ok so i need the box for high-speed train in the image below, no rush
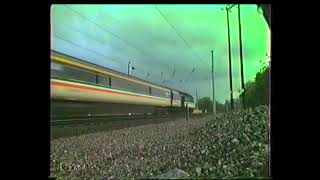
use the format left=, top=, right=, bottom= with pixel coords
left=50, top=51, right=195, bottom=119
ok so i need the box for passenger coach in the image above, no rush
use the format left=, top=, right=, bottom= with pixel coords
left=50, top=51, right=195, bottom=118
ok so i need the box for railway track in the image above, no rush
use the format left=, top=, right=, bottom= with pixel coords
left=51, top=113, right=207, bottom=126
left=51, top=113, right=209, bottom=139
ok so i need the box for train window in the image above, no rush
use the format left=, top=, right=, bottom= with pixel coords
left=111, top=76, right=149, bottom=94
left=51, top=62, right=63, bottom=71
left=51, top=62, right=96, bottom=84
left=152, top=88, right=170, bottom=99
left=97, top=75, right=110, bottom=87
left=185, top=95, right=189, bottom=102
left=173, top=92, right=181, bottom=101
left=186, top=96, right=194, bottom=102
left=107, top=76, right=125, bottom=90
left=133, top=83, right=149, bottom=94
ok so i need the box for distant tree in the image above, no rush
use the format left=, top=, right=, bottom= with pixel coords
left=197, top=97, right=226, bottom=113
left=224, top=98, right=242, bottom=111
left=197, top=97, right=212, bottom=113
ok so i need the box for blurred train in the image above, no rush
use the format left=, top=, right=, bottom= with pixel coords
left=50, top=51, right=196, bottom=119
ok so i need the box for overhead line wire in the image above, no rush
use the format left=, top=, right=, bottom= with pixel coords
left=64, top=5, right=173, bottom=72
left=154, top=5, right=207, bottom=69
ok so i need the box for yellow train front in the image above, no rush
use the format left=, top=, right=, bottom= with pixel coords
left=50, top=51, right=195, bottom=119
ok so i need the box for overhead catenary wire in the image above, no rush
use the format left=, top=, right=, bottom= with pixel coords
left=185, top=67, right=196, bottom=82
left=154, top=5, right=207, bottom=69
left=154, top=5, right=214, bottom=92
left=168, top=69, right=176, bottom=82
left=61, top=22, right=124, bottom=54
left=53, top=34, right=121, bottom=64
left=54, top=34, right=155, bottom=78
left=60, top=5, right=213, bottom=93
left=63, top=5, right=183, bottom=86
left=64, top=5, right=173, bottom=73
left=162, top=69, right=176, bottom=84
left=58, top=6, right=169, bottom=81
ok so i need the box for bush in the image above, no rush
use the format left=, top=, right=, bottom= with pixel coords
left=239, top=62, right=269, bottom=108
left=197, top=97, right=226, bottom=113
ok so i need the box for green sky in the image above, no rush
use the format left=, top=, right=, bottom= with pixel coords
left=51, top=4, right=270, bottom=103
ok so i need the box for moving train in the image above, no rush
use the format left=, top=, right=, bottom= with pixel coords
left=50, top=51, right=195, bottom=119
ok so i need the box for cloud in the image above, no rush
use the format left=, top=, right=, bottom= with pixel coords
left=51, top=4, right=270, bottom=102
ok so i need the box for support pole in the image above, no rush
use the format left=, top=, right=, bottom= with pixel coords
left=195, top=89, right=198, bottom=109
left=128, top=61, right=131, bottom=76
left=186, top=103, right=189, bottom=121
left=226, top=7, right=234, bottom=110
left=238, top=4, right=245, bottom=109
left=211, top=50, right=216, bottom=116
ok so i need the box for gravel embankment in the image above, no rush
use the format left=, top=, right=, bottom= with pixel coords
left=50, top=106, right=269, bottom=179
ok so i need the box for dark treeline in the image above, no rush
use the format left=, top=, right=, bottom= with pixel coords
left=239, top=61, right=269, bottom=108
